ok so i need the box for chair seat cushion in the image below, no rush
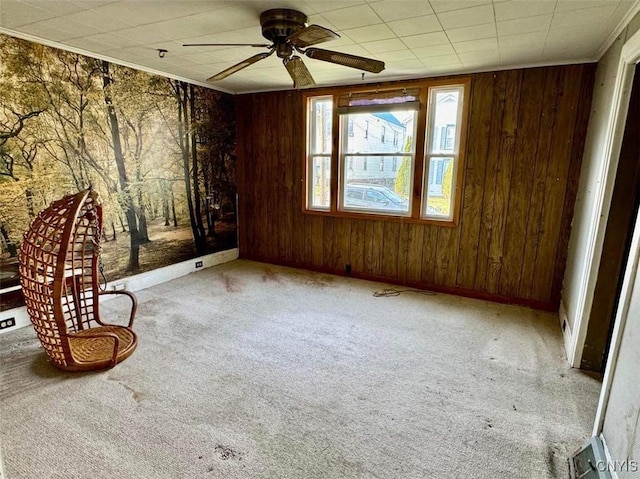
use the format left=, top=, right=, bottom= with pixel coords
left=67, top=326, right=138, bottom=371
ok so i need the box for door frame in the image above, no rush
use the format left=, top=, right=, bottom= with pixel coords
left=591, top=28, right=640, bottom=434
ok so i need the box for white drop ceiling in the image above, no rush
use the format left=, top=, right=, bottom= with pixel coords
left=0, top=0, right=638, bottom=94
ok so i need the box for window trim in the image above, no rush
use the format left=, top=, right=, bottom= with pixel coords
left=303, top=77, right=471, bottom=226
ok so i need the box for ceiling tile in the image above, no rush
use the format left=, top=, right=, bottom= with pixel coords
left=436, top=4, right=494, bottom=29
left=303, top=1, right=367, bottom=14
left=83, top=32, right=140, bottom=49
left=551, top=4, right=619, bottom=29
left=387, top=15, right=442, bottom=37
left=458, top=50, right=500, bottom=67
left=412, top=43, right=457, bottom=58
left=446, top=23, right=496, bottom=42
left=401, top=31, right=450, bottom=48
left=430, top=0, right=492, bottom=14
left=370, top=0, right=434, bottom=22
left=341, top=24, right=396, bottom=43
left=376, top=49, right=417, bottom=61
left=453, top=37, right=498, bottom=53
left=17, top=21, right=79, bottom=41
left=554, top=0, right=619, bottom=13
left=360, top=37, right=407, bottom=54
left=63, top=36, right=119, bottom=52
left=320, top=4, right=382, bottom=30
left=89, top=1, right=229, bottom=27
left=494, top=1, right=556, bottom=22
left=0, top=0, right=57, bottom=28
left=498, top=31, right=548, bottom=48
left=20, top=0, right=89, bottom=17
left=420, top=54, right=462, bottom=67
left=497, top=14, right=552, bottom=36
left=62, top=8, right=134, bottom=32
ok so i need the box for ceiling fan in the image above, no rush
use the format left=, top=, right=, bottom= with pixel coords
left=183, top=8, right=386, bottom=88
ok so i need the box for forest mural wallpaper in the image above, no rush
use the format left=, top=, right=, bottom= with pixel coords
left=0, top=33, right=237, bottom=311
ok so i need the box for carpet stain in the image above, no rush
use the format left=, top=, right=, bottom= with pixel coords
left=214, top=444, right=243, bottom=461
left=107, top=376, right=144, bottom=403
left=304, top=276, right=334, bottom=287
left=222, top=273, right=242, bottom=293
left=262, top=269, right=282, bottom=283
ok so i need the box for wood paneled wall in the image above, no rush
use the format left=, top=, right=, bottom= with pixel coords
left=236, top=65, right=596, bottom=310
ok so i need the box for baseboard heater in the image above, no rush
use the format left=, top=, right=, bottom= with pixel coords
left=569, top=436, right=612, bottom=479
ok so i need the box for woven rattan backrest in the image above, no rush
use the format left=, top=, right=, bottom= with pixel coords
left=19, top=190, right=102, bottom=367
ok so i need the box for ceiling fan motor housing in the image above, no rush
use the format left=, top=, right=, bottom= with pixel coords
left=260, top=9, right=308, bottom=44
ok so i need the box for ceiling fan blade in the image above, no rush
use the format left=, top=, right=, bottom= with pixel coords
left=287, top=24, right=340, bottom=48
left=304, top=48, right=385, bottom=73
left=183, top=43, right=272, bottom=47
left=283, top=56, right=316, bottom=89
left=207, top=51, right=273, bottom=81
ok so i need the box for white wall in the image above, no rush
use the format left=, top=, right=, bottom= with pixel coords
left=561, top=12, right=640, bottom=366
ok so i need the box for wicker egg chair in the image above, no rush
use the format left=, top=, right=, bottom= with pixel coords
left=18, top=189, right=138, bottom=372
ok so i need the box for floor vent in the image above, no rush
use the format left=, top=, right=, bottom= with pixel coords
left=569, top=436, right=612, bottom=479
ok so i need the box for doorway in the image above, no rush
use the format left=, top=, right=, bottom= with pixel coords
left=581, top=63, right=640, bottom=372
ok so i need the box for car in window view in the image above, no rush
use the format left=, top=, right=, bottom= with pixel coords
left=344, top=184, right=409, bottom=212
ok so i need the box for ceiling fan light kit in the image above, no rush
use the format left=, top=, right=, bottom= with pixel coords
left=184, top=9, right=385, bottom=89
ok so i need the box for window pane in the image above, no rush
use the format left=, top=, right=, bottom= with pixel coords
left=429, top=89, right=461, bottom=154
left=343, top=155, right=412, bottom=215
left=310, top=97, right=333, bottom=154
left=310, top=156, right=331, bottom=209
left=342, top=111, right=415, bottom=154
left=340, top=108, right=415, bottom=216
left=425, top=157, right=454, bottom=218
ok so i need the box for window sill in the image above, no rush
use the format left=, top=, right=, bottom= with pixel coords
left=302, top=208, right=458, bottom=227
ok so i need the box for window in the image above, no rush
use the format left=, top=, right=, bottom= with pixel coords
left=304, top=79, right=469, bottom=223
left=424, top=86, right=465, bottom=220
left=307, top=96, right=332, bottom=210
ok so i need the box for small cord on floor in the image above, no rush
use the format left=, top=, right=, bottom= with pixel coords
left=373, top=288, right=435, bottom=297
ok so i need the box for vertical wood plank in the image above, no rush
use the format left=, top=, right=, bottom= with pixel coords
left=456, top=73, right=495, bottom=289
left=531, top=65, right=584, bottom=301
left=406, top=224, right=424, bottom=283
left=397, top=222, right=411, bottom=283
left=485, top=70, right=523, bottom=293
left=292, top=93, right=306, bottom=264
left=421, top=225, right=438, bottom=284
left=323, top=217, right=335, bottom=270
left=334, top=218, right=351, bottom=272
left=381, top=222, right=400, bottom=278
left=498, top=68, right=546, bottom=297
left=474, top=71, right=508, bottom=292
left=519, top=67, right=562, bottom=298
left=350, top=219, right=366, bottom=273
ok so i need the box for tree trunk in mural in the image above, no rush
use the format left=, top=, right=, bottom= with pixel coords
left=0, top=224, right=17, bottom=257
left=171, top=187, right=178, bottom=227
left=101, top=60, right=140, bottom=272
left=174, top=80, right=206, bottom=254
left=189, top=84, right=207, bottom=246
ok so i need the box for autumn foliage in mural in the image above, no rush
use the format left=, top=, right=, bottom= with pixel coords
left=0, top=34, right=236, bottom=308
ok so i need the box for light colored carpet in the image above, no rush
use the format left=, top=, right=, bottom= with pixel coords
left=0, top=260, right=600, bottom=479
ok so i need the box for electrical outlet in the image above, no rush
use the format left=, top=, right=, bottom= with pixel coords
left=195, top=261, right=203, bottom=268
left=0, top=318, right=15, bottom=330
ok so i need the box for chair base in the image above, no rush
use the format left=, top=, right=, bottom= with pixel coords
left=54, top=326, right=138, bottom=372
